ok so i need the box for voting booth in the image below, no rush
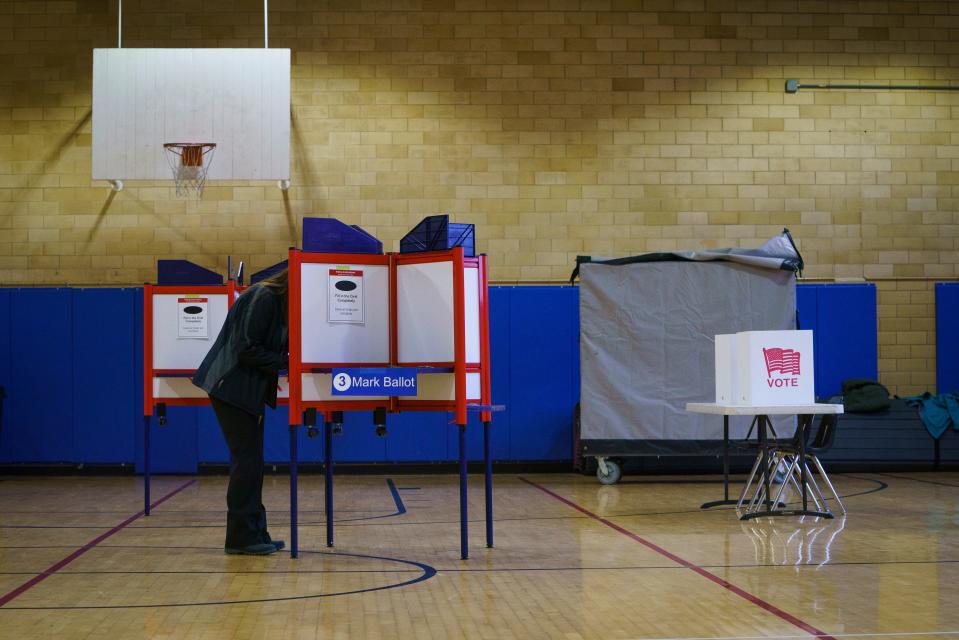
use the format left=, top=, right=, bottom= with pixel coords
left=715, top=330, right=815, bottom=406
left=142, top=260, right=237, bottom=513
left=286, top=218, right=494, bottom=561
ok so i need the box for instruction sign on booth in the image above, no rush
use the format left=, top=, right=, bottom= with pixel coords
left=328, top=268, right=364, bottom=324
left=177, top=296, right=208, bottom=339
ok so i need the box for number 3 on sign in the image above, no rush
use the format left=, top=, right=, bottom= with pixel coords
left=333, top=373, right=352, bottom=392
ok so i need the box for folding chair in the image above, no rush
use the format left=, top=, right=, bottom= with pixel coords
left=769, top=412, right=846, bottom=515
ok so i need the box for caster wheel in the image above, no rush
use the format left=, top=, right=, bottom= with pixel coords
left=307, top=427, right=319, bottom=439
left=597, top=459, right=622, bottom=485
left=375, top=425, right=387, bottom=437
left=332, top=425, right=343, bottom=436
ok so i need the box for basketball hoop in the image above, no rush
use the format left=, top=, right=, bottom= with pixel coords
left=163, top=143, right=215, bottom=198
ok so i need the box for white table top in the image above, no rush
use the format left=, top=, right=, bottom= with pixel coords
left=686, top=402, right=844, bottom=416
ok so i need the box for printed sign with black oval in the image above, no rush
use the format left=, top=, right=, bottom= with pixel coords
left=183, top=305, right=204, bottom=314
left=335, top=280, right=357, bottom=292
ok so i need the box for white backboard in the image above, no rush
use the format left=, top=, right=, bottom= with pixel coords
left=92, top=48, right=290, bottom=181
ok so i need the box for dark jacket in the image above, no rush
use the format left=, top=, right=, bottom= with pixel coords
left=192, top=283, right=288, bottom=415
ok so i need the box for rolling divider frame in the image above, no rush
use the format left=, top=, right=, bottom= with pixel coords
left=286, top=248, right=393, bottom=558
left=142, top=280, right=238, bottom=515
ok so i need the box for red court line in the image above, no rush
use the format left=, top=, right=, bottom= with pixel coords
left=520, top=477, right=836, bottom=640
left=0, top=479, right=196, bottom=608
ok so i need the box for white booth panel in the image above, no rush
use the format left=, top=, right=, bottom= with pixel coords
left=153, top=377, right=207, bottom=399
left=464, top=267, right=481, bottom=364
left=152, top=294, right=229, bottom=370
left=300, top=373, right=388, bottom=402
left=397, top=261, right=454, bottom=363
left=410, top=372, right=482, bottom=401
left=300, top=262, right=390, bottom=364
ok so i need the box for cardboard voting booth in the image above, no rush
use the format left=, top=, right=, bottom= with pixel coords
left=739, top=330, right=813, bottom=406
left=715, top=330, right=814, bottom=406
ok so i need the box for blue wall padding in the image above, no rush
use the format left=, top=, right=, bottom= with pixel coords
left=72, top=289, right=137, bottom=463
left=937, top=283, right=959, bottom=394
left=497, top=286, right=580, bottom=461
left=2, top=289, right=74, bottom=462
left=0, top=289, right=10, bottom=456
left=796, top=284, right=878, bottom=399
left=1, top=283, right=876, bottom=467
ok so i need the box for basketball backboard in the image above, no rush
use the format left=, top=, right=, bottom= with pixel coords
left=92, top=48, right=290, bottom=182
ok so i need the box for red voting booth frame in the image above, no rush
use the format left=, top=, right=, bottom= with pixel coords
left=287, top=246, right=494, bottom=560
left=142, top=281, right=240, bottom=515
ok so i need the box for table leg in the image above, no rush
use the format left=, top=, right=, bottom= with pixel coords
left=761, top=416, right=771, bottom=511
left=701, top=415, right=737, bottom=509
left=800, top=414, right=809, bottom=512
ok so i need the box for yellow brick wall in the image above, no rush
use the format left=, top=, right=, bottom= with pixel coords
left=1, top=0, right=957, bottom=394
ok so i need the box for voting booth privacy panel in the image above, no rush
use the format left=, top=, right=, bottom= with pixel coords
left=143, top=281, right=236, bottom=415
left=579, top=250, right=800, bottom=457
left=287, top=247, right=491, bottom=424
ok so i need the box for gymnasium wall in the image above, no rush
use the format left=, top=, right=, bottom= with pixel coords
left=1, top=1, right=957, bottom=394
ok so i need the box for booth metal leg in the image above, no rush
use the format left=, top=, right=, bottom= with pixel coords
left=459, top=423, right=468, bottom=560
left=143, top=415, right=151, bottom=516
left=701, top=415, right=737, bottom=509
left=289, top=425, right=299, bottom=558
left=484, top=421, right=493, bottom=548
left=325, top=420, right=334, bottom=548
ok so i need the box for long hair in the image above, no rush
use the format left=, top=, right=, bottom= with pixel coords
left=258, top=267, right=288, bottom=296
left=258, top=268, right=289, bottom=321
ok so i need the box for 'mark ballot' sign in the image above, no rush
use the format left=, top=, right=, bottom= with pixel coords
left=331, top=368, right=418, bottom=396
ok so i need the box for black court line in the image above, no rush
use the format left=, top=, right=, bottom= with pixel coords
left=0, top=477, right=410, bottom=530
left=522, top=477, right=838, bottom=640
left=0, top=550, right=437, bottom=610
left=874, top=473, right=959, bottom=488
left=0, top=475, right=886, bottom=534
left=5, top=556, right=959, bottom=578
left=0, top=479, right=196, bottom=608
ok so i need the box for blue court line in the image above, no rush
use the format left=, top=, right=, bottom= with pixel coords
left=386, top=478, right=407, bottom=516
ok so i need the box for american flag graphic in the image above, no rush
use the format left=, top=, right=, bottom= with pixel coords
left=763, top=347, right=801, bottom=376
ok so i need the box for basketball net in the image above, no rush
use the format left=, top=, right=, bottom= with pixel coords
left=163, top=143, right=216, bottom=198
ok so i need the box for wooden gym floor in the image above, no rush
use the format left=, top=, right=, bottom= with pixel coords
left=0, top=472, right=957, bottom=640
